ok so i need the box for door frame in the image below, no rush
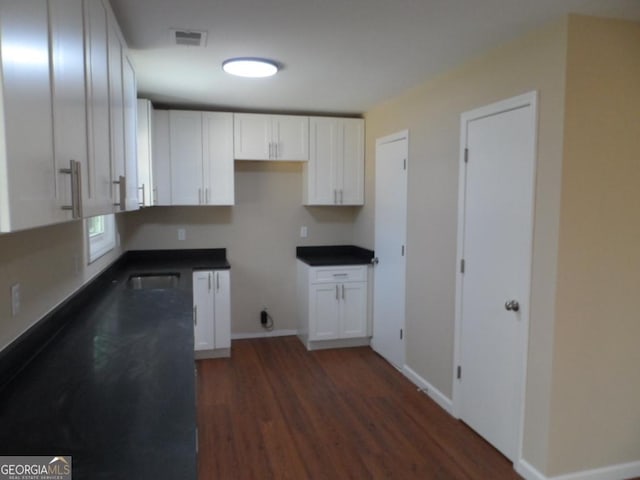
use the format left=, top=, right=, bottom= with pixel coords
left=372, top=129, right=408, bottom=369
left=452, top=91, right=538, bottom=463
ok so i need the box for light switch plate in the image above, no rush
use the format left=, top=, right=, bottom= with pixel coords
left=178, top=228, right=186, bottom=241
left=300, top=226, right=308, bottom=238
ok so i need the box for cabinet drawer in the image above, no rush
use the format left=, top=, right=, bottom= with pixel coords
left=310, top=266, right=367, bottom=284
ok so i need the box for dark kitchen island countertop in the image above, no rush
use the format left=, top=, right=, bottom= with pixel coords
left=296, top=245, right=374, bottom=266
left=0, top=249, right=228, bottom=479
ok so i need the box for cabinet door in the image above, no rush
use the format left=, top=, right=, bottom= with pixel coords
left=50, top=0, right=88, bottom=222
left=233, top=113, right=271, bottom=160
left=83, top=0, right=113, bottom=217
left=309, top=283, right=340, bottom=340
left=339, top=282, right=368, bottom=338
left=213, top=270, right=231, bottom=350
left=305, top=117, right=339, bottom=205
left=0, top=1, right=57, bottom=232
left=152, top=110, right=171, bottom=205
left=107, top=20, right=125, bottom=211
left=193, top=271, right=215, bottom=351
left=169, top=110, right=203, bottom=205
left=136, top=99, right=153, bottom=207
left=339, top=118, right=364, bottom=205
left=122, top=55, right=139, bottom=211
left=274, top=115, right=309, bottom=161
left=203, top=112, right=234, bottom=205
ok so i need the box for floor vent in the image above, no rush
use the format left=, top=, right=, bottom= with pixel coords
left=171, top=29, right=207, bottom=47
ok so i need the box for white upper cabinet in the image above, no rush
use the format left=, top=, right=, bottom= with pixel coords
left=0, top=0, right=135, bottom=231
left=50, top=0, right=89, bottom=222
left=136, top=99, right=153, bottom=207
left=122, top=55, right=139, bottom=211
left=203, top=112, right=235, bottom=205
left=169, top=110, right=204, bottom=205
left=107, top=19, right=125, bottom=211
left=83, top=0, right=114, bottom=217
left=169, top=110, right=234, bottom=206
left=152, top=110, right=171, bottom=206
left=304, top=117, right=364, bottom=206
left=234, top=113, right=309, bottom=161
left=0, top=0, right=81, bottom=232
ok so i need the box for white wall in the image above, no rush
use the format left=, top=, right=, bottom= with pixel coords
left=123, top=161, right=359, bottom=334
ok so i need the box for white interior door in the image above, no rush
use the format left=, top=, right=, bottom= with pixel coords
left=372, top=131, right=408, bottom=369
left=454, top=92, right=537, bottom=462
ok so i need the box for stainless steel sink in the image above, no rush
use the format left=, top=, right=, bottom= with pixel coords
left=127, top=273, right=180, bottom=290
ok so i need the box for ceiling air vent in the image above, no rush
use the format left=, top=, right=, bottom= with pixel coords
left=171, top=29, right=207, bottom=47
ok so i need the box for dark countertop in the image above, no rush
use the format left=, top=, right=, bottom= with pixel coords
left=296, top=245, right=374, bottom=266
left=0, top=249, right=228, bottom=479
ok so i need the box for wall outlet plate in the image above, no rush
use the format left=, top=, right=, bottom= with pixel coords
left=10, top=283, right=20, bottom=317
left=178, top=228, right=186, bottom=241
left=300, top=226, right=308, bottom=238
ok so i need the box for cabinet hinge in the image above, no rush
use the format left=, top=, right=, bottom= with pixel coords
left=457, top=365, right=462, bottom=380
left=403, top=158, right=407, bottom=170
left=464, top=148, right=469, bottom=163
left=400, top=328, right=403, bottom=340
left=460, top=259, right=465, bottom=273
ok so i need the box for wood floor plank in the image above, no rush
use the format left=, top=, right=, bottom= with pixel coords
left=197, top=336, right=522, bottom=480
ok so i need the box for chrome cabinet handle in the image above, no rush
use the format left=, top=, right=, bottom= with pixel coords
left=194, top=305, right=198, bottom=326
left=198, top=188, right=202, bottom=205
left=138, top=184, right=145, bottom=207
left=340, top=190, right=344, bottom=204
left=59, top=160, right=82, bottom=218
left=505, top=300, right=520, bottom=312
left=112, top=175, right=126, bottom=210
left=335, top=285, right=339, bottom=300
left=205, top=188, right=209, bottom=204
left=208, top=273, right=211, bottom=291
left=341, top=284, right=345, bottom=299
left=216, top=272, right=220, bottom=291
left=334, top=189, right=337, bottom=204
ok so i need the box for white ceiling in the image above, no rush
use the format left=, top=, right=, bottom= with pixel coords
left=110, top=0, right=640, bottom=115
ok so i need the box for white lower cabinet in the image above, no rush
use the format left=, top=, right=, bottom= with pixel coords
left=297, top=262, right=369, bottom=350
left=193, top=270, right=231, bottom=358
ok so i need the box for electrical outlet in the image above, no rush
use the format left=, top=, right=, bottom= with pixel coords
left=10, top=283, right=20, bottom=317
left=178, top=228, right=186, bottom=241
left=300, top=226, right=308, bottom=238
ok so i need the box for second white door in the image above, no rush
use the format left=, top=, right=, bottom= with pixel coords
left=372, top=131, right=408, bottom=369
left=455, top=92, right=537, bottom=462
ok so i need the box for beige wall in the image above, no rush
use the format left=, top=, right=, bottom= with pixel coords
left=547, top=16, right=640, bottom=475
left=355, top=19, right=569, bottom=473
left=0, top=215, right=127, bottom=351
left=123, top=161, right=358, bottom=334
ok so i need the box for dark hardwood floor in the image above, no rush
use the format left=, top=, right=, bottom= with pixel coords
left=197, top=336, right=522, bottom=480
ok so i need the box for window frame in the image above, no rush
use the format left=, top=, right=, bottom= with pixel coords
left=87, top=214, right=116, bottom=263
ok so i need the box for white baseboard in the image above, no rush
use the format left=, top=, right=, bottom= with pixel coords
left=517, top=459, right=640, bottom=480
left=402, top=365, right=454, bottom=415
left=231, top=329, right=298, bottom=340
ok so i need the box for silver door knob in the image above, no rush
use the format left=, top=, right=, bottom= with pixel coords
left=371, top=257, right=379, bottom=265
left=505, top=300, right=520, bottom=312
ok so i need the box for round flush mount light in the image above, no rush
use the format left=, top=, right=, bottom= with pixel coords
left=222, top=57, right=279, bottom=78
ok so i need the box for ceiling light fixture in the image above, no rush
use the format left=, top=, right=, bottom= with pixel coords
left=222, top=57, right=279, bottom=78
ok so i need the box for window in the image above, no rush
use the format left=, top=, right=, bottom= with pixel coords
left=87, top=214, right=116, bottom=263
